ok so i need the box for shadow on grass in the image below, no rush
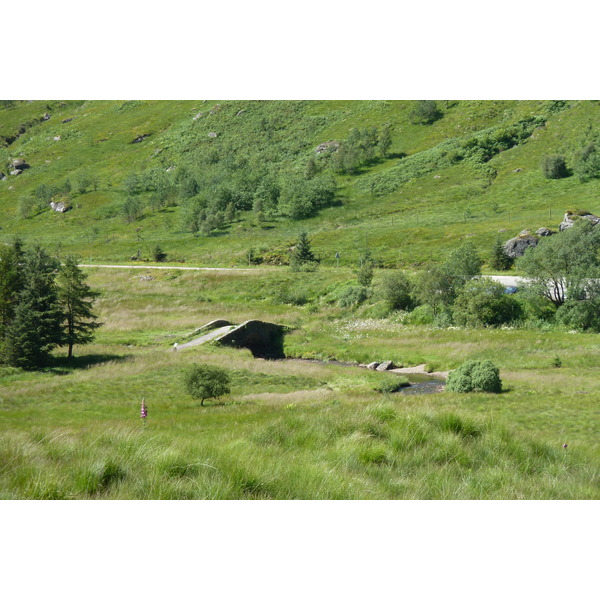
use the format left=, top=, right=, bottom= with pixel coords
left=47, top=353, right=134, bottom=374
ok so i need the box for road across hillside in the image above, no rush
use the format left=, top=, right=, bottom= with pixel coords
left=78, top=264, right=528, bottom=285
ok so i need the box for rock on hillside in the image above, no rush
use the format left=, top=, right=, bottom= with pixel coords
left=559, top=211, right=600, bottom=231
left=504, top=231, right=538, bottom=258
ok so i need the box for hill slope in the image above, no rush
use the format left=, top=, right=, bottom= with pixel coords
left=1, top=99, right=599, bottom=266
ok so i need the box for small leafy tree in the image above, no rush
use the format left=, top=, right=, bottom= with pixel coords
left=304, top=156, right=318, bottom=179
left=442, top=241, right=483, bottom=287
left=380, top=271, right=414, bottom=311
left=541, top=154, right=568, bottom=179
left=355, top=250, right=374, bottom=287
left=122, top=196, right=144, bottom=223
left=378, top=123, right=392, bottom=158
left=75, top=173, right=92, bottom=195
left=410, top=101, right=442, bottom=125
left=57, top=256, right=102, bottom=358
left=517, top=221, right=600, bottom=307
left=184, top=364, right=230, bottom=406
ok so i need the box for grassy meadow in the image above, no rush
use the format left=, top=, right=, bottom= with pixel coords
left=0, top=266, right=598, bottom=499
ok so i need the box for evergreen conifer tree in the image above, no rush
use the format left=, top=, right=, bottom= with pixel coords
left=489, top=238, right=514, bottom=271
left=4, top=245, right=63, bottom=368
left=0, top=238, right=25, bottom=341
left=57, top=256, right=101, bottom=358
left=290, top=232, right=317, bottom=270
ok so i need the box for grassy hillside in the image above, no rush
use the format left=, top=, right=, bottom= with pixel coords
left=2, top=100, right=600, bottom=266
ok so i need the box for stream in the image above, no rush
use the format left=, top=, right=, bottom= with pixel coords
left=285, top=358, right=445, bottom=395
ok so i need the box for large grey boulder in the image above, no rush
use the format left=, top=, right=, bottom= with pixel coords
left=50, top=201, right=70, bottom=213
left=0, top=172, right=6, bottom=180
left=367, top=362, right=380, bottom=370
left=315, top=140, right=339, bottom=154
left=504, top=233, right=538, bottom=258
left=11, top=158, right=29, bottom=171
left=376, top=361, right=395, bottom=372
left=559, top=211, right=600, bottom=232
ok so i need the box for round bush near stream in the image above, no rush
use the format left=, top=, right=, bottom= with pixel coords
left=446, top=360, right=502, bottom=393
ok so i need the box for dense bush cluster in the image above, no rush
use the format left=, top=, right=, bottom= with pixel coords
left=541, top=155, right=568, bottom=179
left=446, top=360, right=502, bottom=393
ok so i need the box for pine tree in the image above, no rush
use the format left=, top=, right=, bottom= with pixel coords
left=57, top=256, right=102, bottom=358
left=290, top=232, right=317, bottom=270
left=4, top=245, right=63, bottom=369
left=489, top=238, right=514, bottom=271
left=0, top=238, right=25, bottom=341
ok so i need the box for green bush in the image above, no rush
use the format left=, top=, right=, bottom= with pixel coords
left=453, top=279, right=522, bottom=327
left=446, top=360, right=502, bottom=393
left=153, top=245, right=167, bottom=262
left=409, top=100, right=442, bottom=125
left=380, top=271, right=414, bottom=310
left=556, top=299, right=600, bottom=332
left=336, top=285, right=368, bottom=308
left=183, top=364, right=231, bottom=406
left=541, top=154, right=568, bottom=179
left=274, top=286, right=308, bottom=306
left=573, top=142, right=600, bottom=182
left=403, top=304, right=435, bottom=325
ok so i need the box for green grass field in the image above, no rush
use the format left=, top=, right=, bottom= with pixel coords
left=1, top=267, right=598, bottom=499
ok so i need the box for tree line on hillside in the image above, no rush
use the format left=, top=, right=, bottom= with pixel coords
left=288, top=221, right=600, bottom=332
left=0, top=240, right=101, bottom=369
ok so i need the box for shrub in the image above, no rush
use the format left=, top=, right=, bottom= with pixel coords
left=153, top=245, right=167, bottom=262
left=274, top=286, right=308, bottom=306
left=403, top=304, right=435, bottom=325
left=183, top=364, right=231, bottom=406
left=122, top=196, right=144, bottom=223
left=380, top=271, right=414, bottom=311
left=541, top=154, right=568, bottom=179
left=356, top=259, right=374, bottom=287
left=453, top=279, right=522, bottom=328
left=573, top=142, right=600, bottom=182
left=336, top=285, right=368, bottom=308
left=555, top=298, right=600, bottom=332
left=410, top=100, right=442, bottom=125
left=446, top=360, right=502, bottom=393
